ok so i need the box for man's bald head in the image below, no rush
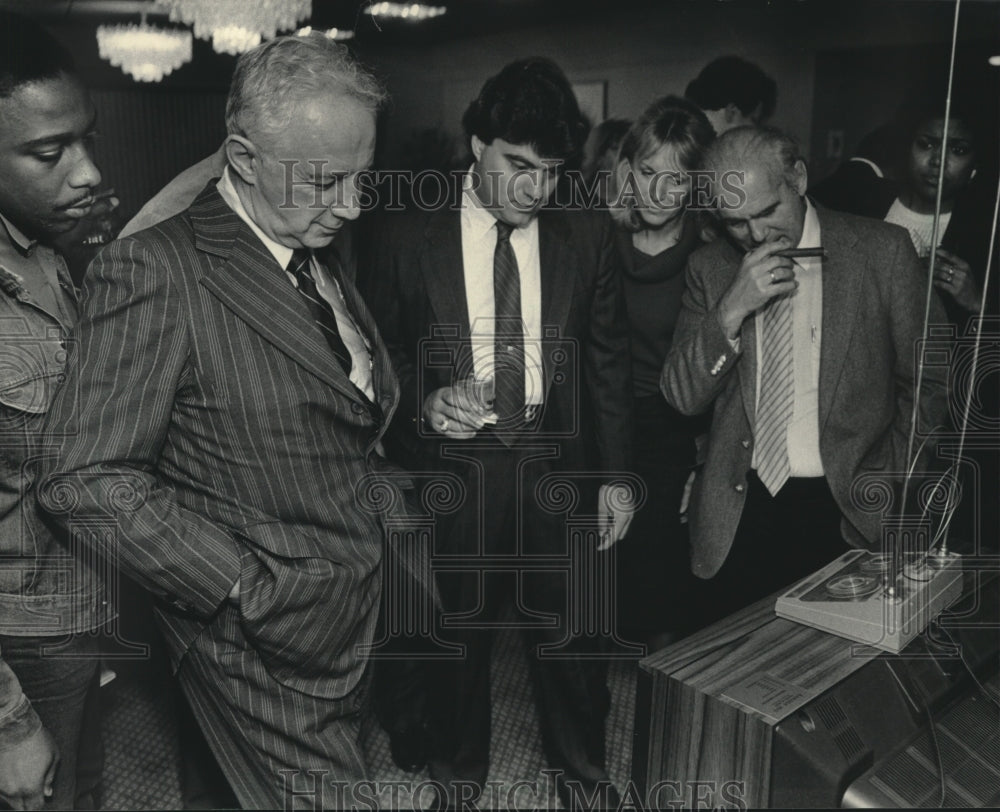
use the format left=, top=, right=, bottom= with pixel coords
left=702, top=126, right=808, bottom=251
left=703, top=125, right=802, bottom=190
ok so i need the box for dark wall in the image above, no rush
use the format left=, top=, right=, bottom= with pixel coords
left=90, top=88, right=226, bottom=223
left=811, top=39, right=1000, bottom=182
left=30, top=0, right=1000, bottom=217
left=355, top=0, right=998, bottom=180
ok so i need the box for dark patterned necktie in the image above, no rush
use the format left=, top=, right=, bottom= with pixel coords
left=288, top=248, right=352, bottom=377
left=492, top=220, right=525, bottom=434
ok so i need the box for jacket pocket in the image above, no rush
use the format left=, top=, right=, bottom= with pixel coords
left=0, top=371, right=62, bottom=415
left=235, top=520, right=376, bottom=700
left=0, top=331, right=68, bottom=415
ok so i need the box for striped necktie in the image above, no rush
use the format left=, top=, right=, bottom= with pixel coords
left=288, top=248, right=354, bottom=379
left=492, top=220, right=525, bottom=437
left=755, top=290, right=794, bottom=496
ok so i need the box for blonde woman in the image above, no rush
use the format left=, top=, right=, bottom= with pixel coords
left=609, top=96, right=715, bottom=647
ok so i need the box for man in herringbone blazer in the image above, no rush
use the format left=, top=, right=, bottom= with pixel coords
left=661, top=126, right=949, bottom=624
left=38, top=34, right=400, bottom=808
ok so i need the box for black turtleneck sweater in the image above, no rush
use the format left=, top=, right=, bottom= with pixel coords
left=617, top=214, right=703, bottom=397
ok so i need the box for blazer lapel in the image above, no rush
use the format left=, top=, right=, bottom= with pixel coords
left=331, top=258, right=398, bottom=410
left=538, top=210, right=575, bottom=399
left=420, top=212, right=472, bottom=339
left=711, top=238, right=758, bottom=426
left=191, top=186, right=366, bottom=404
left=739, top=309, right=758, bottom=427
left=417, top=211, right=477, bottom=386
left=816, top=206, right=862, bottom=435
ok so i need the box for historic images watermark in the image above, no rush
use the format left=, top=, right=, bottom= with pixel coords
left=279, top=769, right=748, bottom=810
left=273, top=160, right=749, bottom=214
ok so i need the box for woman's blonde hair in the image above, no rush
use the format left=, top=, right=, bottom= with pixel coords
left=610, top=95, right=714, bottom=232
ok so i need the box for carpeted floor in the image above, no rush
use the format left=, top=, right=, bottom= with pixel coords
left=100, top=619, right=643, bottom=810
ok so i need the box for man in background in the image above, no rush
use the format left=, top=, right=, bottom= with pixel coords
left=662, top=126, right=948, bottom=622
left=685, top=55, right=777, bottom=135
left=0, top=12, right=109, bottom=809
left=40, top=33, right=402, bottom=808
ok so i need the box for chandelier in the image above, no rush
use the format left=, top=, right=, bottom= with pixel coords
left=295, top=25, right=355, bottom=41
left=96, top=23, right=193, bottom=83
left=158, top=0, right=313, bottom=55
left=364, top=3, right=447, bottom=21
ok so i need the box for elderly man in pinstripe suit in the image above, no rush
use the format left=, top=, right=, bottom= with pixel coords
left=38, top=34, right=402, bottom=809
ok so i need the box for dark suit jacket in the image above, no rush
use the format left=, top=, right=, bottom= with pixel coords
left=662, top=205, right=950, bottom=578
left=38, top=183, right=402, bottom=701
left=362, top=203, right=632, bottom=478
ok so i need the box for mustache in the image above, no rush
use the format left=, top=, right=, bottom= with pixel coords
left=58, top=187, right=113, bottom=211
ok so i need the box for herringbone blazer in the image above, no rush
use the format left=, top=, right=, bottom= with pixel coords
left=662, top=206, right=950, bottom=578
left=38, top=182, right=401, bottom=701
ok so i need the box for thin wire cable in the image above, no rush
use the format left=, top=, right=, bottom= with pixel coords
left=933, top=171, right=1000, bottom=550
left=885, top=659, right=947, bottom=806
left=898, top=0, right=960, bottom=585
left=939, top=626, right=1000, bottom=711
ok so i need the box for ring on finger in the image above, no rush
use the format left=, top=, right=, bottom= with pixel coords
left=439, top=418, right=449, bottom=431
left=769, top=270, right=775, bottom=283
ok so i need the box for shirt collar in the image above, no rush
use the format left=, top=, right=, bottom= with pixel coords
left=461, top=167, right=502, bottom=241
left=217, top=166, right=294, bottom=271
left=460, top=166, right=538, bottom=242
left=798, top=198, right=821, bottom=252
left=0, top=213, right=38, bottom=257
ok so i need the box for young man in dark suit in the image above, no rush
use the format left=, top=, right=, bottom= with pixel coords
left=39, top=33, right=405, bottom=809
left=365, top=58, right=634, bottom=810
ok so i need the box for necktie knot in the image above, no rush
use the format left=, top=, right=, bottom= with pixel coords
left=288, top=248, right=312, bottom=278
left=495, top=220, right=514, bottom=244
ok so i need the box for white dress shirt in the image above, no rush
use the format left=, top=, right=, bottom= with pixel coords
left=752, top=198, right=824, bottom=477
left=217, top=169, right=374, bottom=401
left=460, top=172, right=544, bottom=405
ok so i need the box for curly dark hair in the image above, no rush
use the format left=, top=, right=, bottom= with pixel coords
left=462, top=57, right=589, bottom=169
left=685, top=56, right=777, bottom=120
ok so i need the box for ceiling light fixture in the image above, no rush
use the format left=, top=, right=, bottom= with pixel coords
left=96, top=22, right=192, bottom=82
left=295, top=25, right=355, bottom=41
left=157, top=0, right=312, bottom=55
left=364, top=2, right=447, bottom=21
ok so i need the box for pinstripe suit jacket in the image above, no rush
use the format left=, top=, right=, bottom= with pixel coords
left=38, top=182, right=401, bottom=701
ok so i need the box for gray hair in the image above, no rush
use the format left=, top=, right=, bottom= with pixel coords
left=700, top=125, right=802, bottom=188
left=225, top=32, right=387, bottom=145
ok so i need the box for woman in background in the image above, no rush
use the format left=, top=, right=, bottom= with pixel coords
left=813, top=94, right=996, bottom=322
left=608, top=96, right=715, bottom=648
left=814, top=91, right=998, bottom=564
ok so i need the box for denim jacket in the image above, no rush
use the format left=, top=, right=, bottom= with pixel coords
left=0, top=224, right=110, bottom=748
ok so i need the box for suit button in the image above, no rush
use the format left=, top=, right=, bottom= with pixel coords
left=734, top=483, right=745, bottom=493
left=351, top=402, right=365, bottom=415
left=741, top=439, right=751, bottom=449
